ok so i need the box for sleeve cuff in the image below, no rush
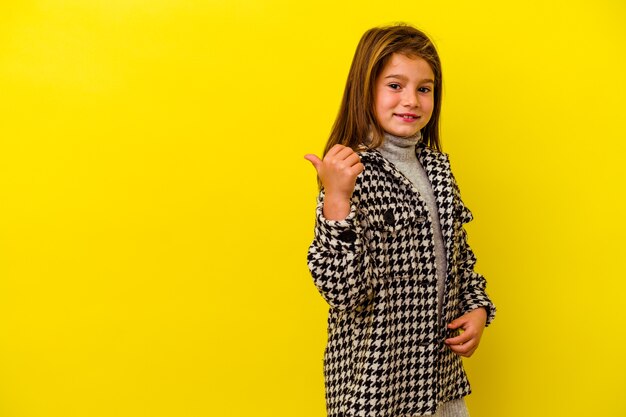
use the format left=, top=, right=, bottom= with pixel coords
left=314, top=198, right=362, bottom=253
left=461, top=290, right=496, bottom=327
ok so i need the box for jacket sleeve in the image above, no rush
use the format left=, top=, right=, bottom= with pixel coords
left=307, top=190, right=372, bottom=311
left=456, top=204, right=496, bottom=327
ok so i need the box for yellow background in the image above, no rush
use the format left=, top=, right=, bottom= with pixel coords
left=1, top=1, right=625, bottom=416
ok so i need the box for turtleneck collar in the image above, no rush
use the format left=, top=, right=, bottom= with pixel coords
left=377, top=130, right=422, bottom=162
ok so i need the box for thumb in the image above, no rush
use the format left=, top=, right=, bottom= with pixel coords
left=304, top=154, right=322, bottom=171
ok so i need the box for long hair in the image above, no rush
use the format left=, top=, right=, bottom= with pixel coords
left=323, top=24, right=443, bottom=156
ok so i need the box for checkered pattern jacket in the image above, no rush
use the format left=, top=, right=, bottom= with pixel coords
left=307, top=144, right=496, bottom=417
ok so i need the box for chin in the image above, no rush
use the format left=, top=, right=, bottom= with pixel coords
left=393, top=129, right=420, bottom=137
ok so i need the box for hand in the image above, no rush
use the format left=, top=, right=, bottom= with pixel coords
left=445, top=307, right=487, bottom=357
left=304, top=145, right=364, bottom=220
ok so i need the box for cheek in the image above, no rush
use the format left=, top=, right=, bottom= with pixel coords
left=376, top=93, right=396, bottom=115
left=374, top=95, right=390, bottom=120
left=422, top=97, right=435, bottom=117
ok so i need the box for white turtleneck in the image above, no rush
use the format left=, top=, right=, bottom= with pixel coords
left=377, top=131, right=448, bottom=325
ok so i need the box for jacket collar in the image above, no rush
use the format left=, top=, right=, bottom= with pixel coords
left=360, top=143, right=450, bottom=186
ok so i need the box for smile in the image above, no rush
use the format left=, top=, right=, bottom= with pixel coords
left=394, top=113, right=420, bottom=121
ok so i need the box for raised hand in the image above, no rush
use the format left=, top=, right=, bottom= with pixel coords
left=304, top=144, right=364, bottom=220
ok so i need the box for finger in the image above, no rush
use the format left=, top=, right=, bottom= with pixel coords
left=325, top=144, right=346, bottom=157
left=465, top=346, right=478, bottom=357
left=304, top=154, right=322, bottom=171
left=447, top=316, right=467, bottom=330
left=445, top=330, right=473, bottom=346
left=447, top=339, right=477, bottom=356
left=460, top=344, right=478, bottom=358
left=343, top=152, right=361, bottom=167
left=334, top=146, right=356, bottom=161
left=349, top=162, right=365, bottom=176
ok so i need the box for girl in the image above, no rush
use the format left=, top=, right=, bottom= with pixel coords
left=304, top=24, right=496, bottom=417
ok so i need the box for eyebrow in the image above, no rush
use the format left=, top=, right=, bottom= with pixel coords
left=384, top=74, right=435, bottom=84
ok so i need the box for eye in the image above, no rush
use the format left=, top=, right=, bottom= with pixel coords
left=388, top=83, right=402, bottom=90
left=418, top=86, right=432, bottom=93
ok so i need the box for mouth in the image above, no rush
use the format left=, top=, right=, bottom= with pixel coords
left=394, top=113, right=420, bottom=121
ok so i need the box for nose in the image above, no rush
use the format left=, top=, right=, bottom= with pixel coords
left=402, top=89, right=419, bottom=108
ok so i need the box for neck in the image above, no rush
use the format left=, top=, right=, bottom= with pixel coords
left=377, top=131, right=421, bottom=162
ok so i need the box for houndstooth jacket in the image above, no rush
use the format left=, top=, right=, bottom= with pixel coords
left=307, top=143, right=496, bottom=417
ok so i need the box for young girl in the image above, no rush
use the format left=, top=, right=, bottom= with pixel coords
left=304, top=24, right=496, bottom=417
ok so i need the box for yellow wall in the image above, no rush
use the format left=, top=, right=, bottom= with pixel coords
left=1, top=1, right=625, bottom=416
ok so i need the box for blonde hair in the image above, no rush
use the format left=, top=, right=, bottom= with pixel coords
left=324, top=24, right=443, bottom=156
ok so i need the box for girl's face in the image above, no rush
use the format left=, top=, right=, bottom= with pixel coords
left=373, top=53, right=435, bottom=138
